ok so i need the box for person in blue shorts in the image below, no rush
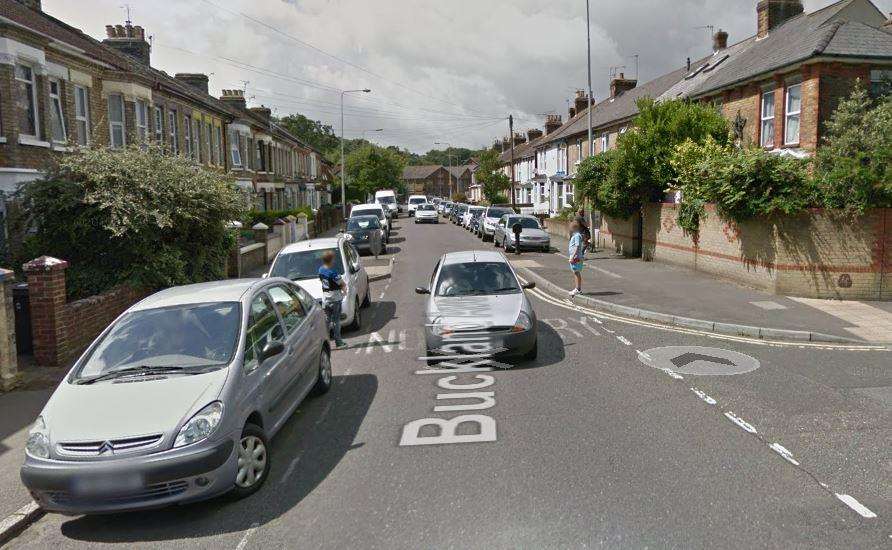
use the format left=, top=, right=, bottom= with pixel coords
left=318, top=250, right=347, bottom=349
left=568, top=221, right=585, bottom=297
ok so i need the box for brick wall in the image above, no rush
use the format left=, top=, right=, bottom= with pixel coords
left=642, top=203, right=891, bottom=300
left=23, top=256, right=147, bottom=366
left=597, top=212, right=640, bottom=257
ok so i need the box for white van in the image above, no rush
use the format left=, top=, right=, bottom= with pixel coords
left=374, top=189, right=399, bottom=218
left=407, top=195, right=428, bottom=216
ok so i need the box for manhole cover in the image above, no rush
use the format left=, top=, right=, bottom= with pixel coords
left=638, top=346, right=760, bottom=376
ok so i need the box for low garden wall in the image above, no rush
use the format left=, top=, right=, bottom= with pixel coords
left=642, top=204, right=891, bottom=300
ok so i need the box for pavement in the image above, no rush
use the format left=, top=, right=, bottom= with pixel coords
left=3, top=214, right=891, bottom=548
left=537, top=230, right=892, bottom=344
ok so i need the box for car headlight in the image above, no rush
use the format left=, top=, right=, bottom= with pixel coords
left=511, top=311, right=533, bottom=333
left=174, top=402, right=223, bottom=448
left=344, top=234, right=353, bottom=241
left=25, top=416, right=50, bottom=459
left=428, top=316, right=452, bottom=337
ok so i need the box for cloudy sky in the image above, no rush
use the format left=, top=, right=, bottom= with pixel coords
left=44, top=0, right=892, bottom=153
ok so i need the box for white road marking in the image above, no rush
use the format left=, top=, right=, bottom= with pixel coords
left=542, top=318, right=583, bottom=338
left=280, top=452, right=304, bottom=483
left=834, top=494, right=877, bottom=519
left=578, top=317, right=602, bottom=336
left=660, top=369, right=684, bottom=380
left=616, top=336, right=632, bottom=346
left=636, top=350, right=652, bottom=362
left=235, top=523, right=260, bottom=550
left=690, top=387, right=717, bottom=405
left=768, top=443, right=800, bottom=466
left=724, top=411, right=758, bottom=434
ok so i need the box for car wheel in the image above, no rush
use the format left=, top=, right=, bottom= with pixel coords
left=348, top=298, right=361, bottom=331
left=311, top=348, right=332, bottom=396
left=523, top=341, right=538, bottom=361
left=361, top=285, right=371, bottom=308
left=231, top=423, right=270, bottom=499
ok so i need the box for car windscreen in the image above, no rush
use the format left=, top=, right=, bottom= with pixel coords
left=487, top=208, right=514, bottom=219
left=74, top=302, right=242, bottom=380
left=353, top=208, right=385, bottom=220
left=348, top=217, right=381, bottom=230
left=507, top=217, right=541, bottom=229
left=418, top=204, right=436, bottom=211
left=435, top=262, right=521, bottom=297
left=409, top=197, right=427, bottom=204
left=377, top=196, right=396, bottom=204
left=271, top=248, right=344, bottom=280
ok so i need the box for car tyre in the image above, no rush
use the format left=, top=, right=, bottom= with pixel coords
left=311, top=348, right=332, bottom=396
left=362, top=285, right=371, bottom=308
left=348, top=298, right=362, bottom=331
left=230, top=423, right=270, bottom=499
left=523, top=341, right=538, bottom=361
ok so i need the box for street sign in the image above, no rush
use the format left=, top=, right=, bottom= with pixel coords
left=638, top=346, right=760, bottom=376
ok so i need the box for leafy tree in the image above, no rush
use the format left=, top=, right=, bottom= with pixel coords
left=474, top=149, right=510, bottom=204
left=345, top=144, right=406, bottom=200
left=17, top=145, right=245, bottom=299
left=277, top=114, right=340, bottom=154
left=813, top=82, right=892, bottom=215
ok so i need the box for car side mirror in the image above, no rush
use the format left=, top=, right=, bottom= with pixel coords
left=522, top=282, right=536, bottom=290
left=259, top=341, right=285, bottom=362
left=415, top=287, right=430, bottom=295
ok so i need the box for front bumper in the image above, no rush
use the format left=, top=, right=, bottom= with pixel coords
left=415, top=216, right=438, bottom=223
left=424, top=326, right=537, bottom=360
left=21, top=437, right=236, bottom=514
left=506, top=238, right=551, bottom=250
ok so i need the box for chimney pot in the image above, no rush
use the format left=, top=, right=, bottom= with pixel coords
left=545, top=114, right=563, bottom=135
left=610, top=74, right=638, bottom=98
left=574, top=90, right=590, bottom=115
left=713, top=29, right=729, bottom=51
left=757, top=0, right=804, bottom=39
left=14, top=0, right=42, bottom=11
left=103, top=21, right=151, bottom=65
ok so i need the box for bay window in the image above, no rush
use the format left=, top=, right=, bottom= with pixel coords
left=229, top=129, right=242, bottom=167
left=48, top=79, right=66, bottom=143
left=784, top=83, right=801, bottom=146
left=74, top=86, right=90, bottom=146
left=107, top=93, right=125, bottom=149
left=153, top=106, right=163, bottom=143
left=15, top=64, right=39, bottom=138
left=135, top=100, right=148, bottom=143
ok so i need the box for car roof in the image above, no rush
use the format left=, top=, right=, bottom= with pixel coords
left=349, top=214, right=380, bottom=219
left=441, top=250, right=507, bottom=265
left=352, top=203, right=383, bottom=210
left=279, top=237, right=342, bottom=255
left=130, top=279, right=265, bottom=311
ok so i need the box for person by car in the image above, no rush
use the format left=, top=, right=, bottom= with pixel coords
left=319, top=250, right=348, bottom=348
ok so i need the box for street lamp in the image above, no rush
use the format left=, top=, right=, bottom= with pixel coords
left=586, top=0, right=594, bottom=158
left=434, top=141, right=454, bottom=199
left=341, top=88, right=371, bottom=217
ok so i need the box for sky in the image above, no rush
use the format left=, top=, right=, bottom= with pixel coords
left=43, top=0, right=892, bottom=154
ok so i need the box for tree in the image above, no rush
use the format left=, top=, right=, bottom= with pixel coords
left=277, top=114, right=340, bottom=154
left=475, top=149, right=510, bottom=204
left=17, top=145, right=245, bottom=299
left=345, top=144, right=406, bottom=200
left=814, top=82, right=892, bottom=215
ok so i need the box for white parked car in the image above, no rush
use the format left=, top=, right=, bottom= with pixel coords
left=350, top=203, right=390, bottom=241
left=374, top=189, right=399, bottom=218
left=407, top=195, right=427, bottom=216
left=268, top=236, right=370, bottom=330
left=414, top=203, right=439, bottom=223
left=463, top=206, right=486, bottom=229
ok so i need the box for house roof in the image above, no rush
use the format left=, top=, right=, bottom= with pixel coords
left=447, top=165, right=474, bottom=178
left=403, top=165, right=445, bottom=180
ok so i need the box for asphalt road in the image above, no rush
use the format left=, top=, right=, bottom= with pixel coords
left=8, top=215, right=891, bottom=549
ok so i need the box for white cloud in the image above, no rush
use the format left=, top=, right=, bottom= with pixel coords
left=42, top=0, right=892, bottom=153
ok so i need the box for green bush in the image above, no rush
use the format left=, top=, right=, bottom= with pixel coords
left=17, top=145, right=245, bottom=299
left=813, top=83, right=892, bottom=215
left=671, top=137, right=814, bottom=231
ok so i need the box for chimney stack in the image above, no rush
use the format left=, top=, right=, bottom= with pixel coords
left=757, top=0, right=803, bottom=39
left=883, top=12, right=892, bottom=30
left=513, top=132, right=526, bottom=145
left=249, top=106, right=273, bottom=125
left=175, top=73, right=210, bottom=95
left=574, top=90, right=590, bottom=115
left=103, top=21, right=151, bottom=65
left=610, top=73, right=637, bottom=98
left=713, top=29, right=729, bottom=51
left=545, top=114, right=562, bottom=135
left=568, top=106, right=577, bottom=119
left=14, top=0, right=42, bottom=11
left=221, top=89, right=247, bottom=111
left=526, top=128, right=543, bottom=142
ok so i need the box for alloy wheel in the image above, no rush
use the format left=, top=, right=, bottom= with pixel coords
left=236, top=435, right=267, bottom=488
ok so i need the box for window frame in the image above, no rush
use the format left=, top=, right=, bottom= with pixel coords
left=74, top=85, right=90, bottom=146
left=168, top=109, right=179, bottom=154
left=784, top=83, right=802, bottom=146
left=153, top=105, right=163, bottom=143
left=183, top=114, right=192, bottom=158
left=135, top=99, right=149, bottom=144
left=760, top=89, right=775, bottom=148
left=243, top=291, right=285, bottom=372
left=15, top=63, right=40, bottom=139
left=600, top=132, right=608, bottom=153
left=229, top=129, right=242, bottom=167
left=107, top=93, right=126, bottom=149
left=48, top=78, right=67, bottom=144
left=267, top=284, right=308, bottom=335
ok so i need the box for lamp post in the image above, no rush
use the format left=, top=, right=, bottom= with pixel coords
left=586, top=0, right=593, bottom=158
left=341, top=88, right=371, bottom=217
left=434, top=141, right=454, bottom=199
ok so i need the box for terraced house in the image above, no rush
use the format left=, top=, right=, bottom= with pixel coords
left=499, top=0, right=892, bottom=216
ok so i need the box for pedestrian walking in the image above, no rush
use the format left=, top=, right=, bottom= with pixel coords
left=574, top=208, right=592, bottom=251
left=318, top=250, right=347, bottom=349
left=568, top=221, right=585, bottom=297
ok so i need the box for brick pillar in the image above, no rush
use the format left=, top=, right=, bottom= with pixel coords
left=252, top=223, right=270, bottom=264
left=23, top=256, right=69, bottom=367
left=0, top=269, right=19, bottom=391
left=297, top=214, right=309, bottom=240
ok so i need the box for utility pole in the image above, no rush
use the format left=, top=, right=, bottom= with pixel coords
left=586, top=0, right=593, bottom=158
left=509, top=114, right=516, bottom=209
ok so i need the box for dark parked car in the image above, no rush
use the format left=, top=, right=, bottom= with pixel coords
left=345, top=215, right=385, bottom=255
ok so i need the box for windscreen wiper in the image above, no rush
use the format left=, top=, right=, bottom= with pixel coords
left=75, top=365, right=187, bottom=385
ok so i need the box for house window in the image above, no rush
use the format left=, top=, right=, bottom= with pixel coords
left=870, top=69, right=892, bottom=98
left=229, top=129, right=242, bottom=167
left=205, top=122, right=213, bottom=164
left=153, top=106, right=163, bottom=143
left=243, top=136, right=251, bottom=170
left=168, top=110, right=178, bottom=154
left=760, top=90, right=775, bottom=148
left=135, top=100, right=149, bottom=143
left=107, top=93, right=126, bottom=149
left=217, top=127, right=225, bottom=166
left=15, top=64, right=39, bottom=138
left=74, top=86, right=90, bottom=146
left=184, top=115, right=192, bottom=157
left=257, top=141, right=265, bottom=171
left=784, top=83, right=801, bottom=146
left=48, top=79, right=66, bottom=143
left=193, top=119, right=202, bottom=162
left=600, top=132, right=609, bottom=153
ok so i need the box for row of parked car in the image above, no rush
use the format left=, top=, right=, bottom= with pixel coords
left=431, top=199, right=552, bottom=253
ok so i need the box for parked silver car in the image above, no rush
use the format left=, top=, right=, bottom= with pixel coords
left=493, top=215, right=551, bottom=252
left=21, top=278, right=331, bottom=514
left=478, top=206, right=515, bottom=241
left=414, top=203, right=439, bottom=223
left=416, top=251, right=538, bottom=361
